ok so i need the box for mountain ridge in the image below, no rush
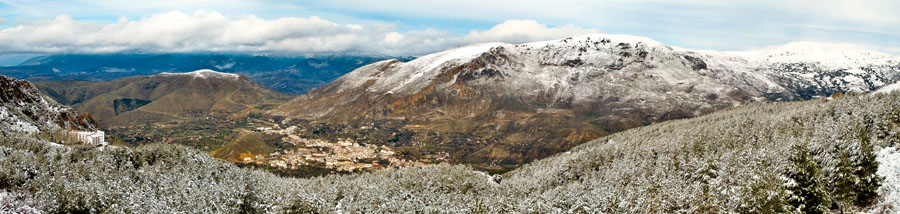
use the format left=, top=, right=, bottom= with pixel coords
left=0, top=53, right=412, bottom=95
left=35, top=69, right=290, bottom=128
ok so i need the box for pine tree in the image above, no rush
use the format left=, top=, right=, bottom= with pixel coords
left=850, top=132, right=882, bottom=207
left=831, top=128, right=886, bottom=211
left=831, top=145, right=856, bottom=212
left=786, top=143, right=830, bottom=214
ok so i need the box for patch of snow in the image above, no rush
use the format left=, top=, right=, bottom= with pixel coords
left=0, top=107, right=39, bottom=134
left=0, top=190, right=41, bottom=214
left=385, top=43, right=503, bottom=94
left=158, top=69, right=240, bottom=80
left=422, top=43, right=502, bottom=72
left=841, top=75, right=867, bottom=93
left=101, top=67, right=134, bottom=73
left=333, top=59, right=398, bottom=93
left=308, top=61, right=329, bottom=69
left=12, top=120, right=39, bottom=134
left=870, top=147, right=900, bottom=213
left=844, top=68, right=867, bottom=75
left=336, top=43, right=503, bottom=95
left=874, top=82, right=900, bottom=95
left=47, top=142, right=64, bottom=148
left=214, top=62, right=236, bottom=70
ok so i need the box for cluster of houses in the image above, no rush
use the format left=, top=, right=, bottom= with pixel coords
left=245, top=125, right=424, bottom=172
left=245, top=137, right=421, bottom=172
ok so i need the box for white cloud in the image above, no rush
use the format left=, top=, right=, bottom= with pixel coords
left=0, top=11, right=599, bottom=55
left=463, top=20, right=600, bottom=44
left=298, top=0, right=900, bottom=54
left=2, top=1, right=896, bottom=55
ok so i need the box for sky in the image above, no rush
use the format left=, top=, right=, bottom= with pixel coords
left=0, top=0, right=898, bottom=62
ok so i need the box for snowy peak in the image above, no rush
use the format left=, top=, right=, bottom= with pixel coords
left=335, top=43, right=504, bottom=94
left=741, top=42, right=893, bottom=69
left=157, top=69, right=241, bottom=80
left=414, top=43, right=505, bottom=73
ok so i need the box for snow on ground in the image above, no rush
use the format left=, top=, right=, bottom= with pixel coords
left=418, top=43, right=503, bottom=73
left=214, top=62, right=236, bottom=70
left=0, top=107, right=39, bottom=134
left=158, top=69, right=240, bottom=80
left=874, top=82, right=900, bottom=95
left=385, top=43, right=503, bottom=94
left=0, top=190, right=41, bottom=214
left=333, top=42, right=504, bottom=95
left=870, top=147, right=900, bottom=213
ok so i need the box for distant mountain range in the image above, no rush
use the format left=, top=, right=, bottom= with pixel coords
left=0, top=53, right=413, bottom=95
left=270, top=34, right=900, bottom=168
left=34, top=69, right=290, bottom=128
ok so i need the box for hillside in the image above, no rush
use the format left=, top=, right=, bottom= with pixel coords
left=0, top=75, right=96, bottom=133
left=1, top=86, right=898, bottom=213
left=210, top=132, right=284, bottom=162
left=271, top=34, right=900, bottom=169
left=35, top=69, right=291, bottom=128
left=0, top=54, right=411, bottom=95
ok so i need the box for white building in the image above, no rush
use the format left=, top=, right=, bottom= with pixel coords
left=69, top=130, right=106, bottom=146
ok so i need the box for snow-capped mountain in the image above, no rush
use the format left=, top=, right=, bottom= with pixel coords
left=271, top=34, right=900, bottom=165
left=157, top=69, right=241, bottom=80
left=0, top=75, right=96, bottom=134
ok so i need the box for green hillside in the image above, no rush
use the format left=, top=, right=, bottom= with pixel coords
left=211, top=132, right=282, bottom=162
left=35, top=71, right=291, bottom=128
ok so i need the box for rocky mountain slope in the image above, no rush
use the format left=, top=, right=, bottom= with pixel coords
left=0, top=75, right=96, bottom=133
left=35, top=69, right=291, bottom=127
left=271, top=34, right=900, bottom=167
left=0, top=54, right=410, bottom=94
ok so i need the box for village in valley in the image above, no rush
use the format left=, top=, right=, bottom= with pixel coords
left=103, top=114, right=454, bottom=175
left=243, top=125, right=435, bottom=173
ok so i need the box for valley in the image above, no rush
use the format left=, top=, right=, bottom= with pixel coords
left=17, top=34, right=900, bottom=177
